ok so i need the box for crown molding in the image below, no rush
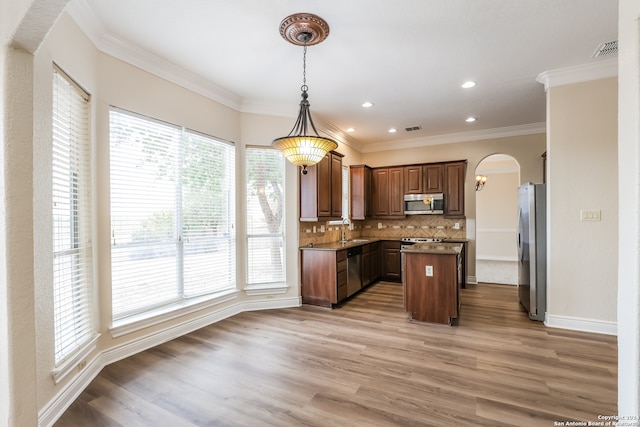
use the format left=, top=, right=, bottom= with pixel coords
left=66, top=0, right=243, bottom=110
left=239, top=99, right=296, bottom=118
left=361, top=122, right=546, bottom=153
left=536, top=58, right=618, bottom=91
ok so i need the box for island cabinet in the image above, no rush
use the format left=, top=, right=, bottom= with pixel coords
left=444, top=239, right=467, bottom=288
left=350, top=165, right=372, bottom=220
left=372, top=167, right=405, bottom=218
left=404, top=249, right=461, bottom=325
left=301, top=249, right=347, bottom=307
left=300, top=151, right=344, bottom=221
left=381, top=240, right=402, bottom=282
left=443, top=160, right=466, bottom=218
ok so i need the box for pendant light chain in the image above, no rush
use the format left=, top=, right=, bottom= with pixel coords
left=302, top=44, right=308, bottom=92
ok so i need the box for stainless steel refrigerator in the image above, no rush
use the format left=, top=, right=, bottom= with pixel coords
left=517, top=183, right=547, bottom=321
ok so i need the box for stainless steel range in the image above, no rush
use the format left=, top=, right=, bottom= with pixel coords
left=400, top=237, right=443, bottom=250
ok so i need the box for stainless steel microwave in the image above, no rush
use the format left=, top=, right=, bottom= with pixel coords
left=404, top=193, right=444, bottom=215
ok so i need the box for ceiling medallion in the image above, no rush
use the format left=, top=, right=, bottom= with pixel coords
left=279, top=13, right=330, bottom=46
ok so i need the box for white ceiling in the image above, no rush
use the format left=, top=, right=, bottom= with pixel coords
left=68, top=0, right=618, bottom=148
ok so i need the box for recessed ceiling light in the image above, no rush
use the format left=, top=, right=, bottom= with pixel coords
left=346, top=128, right=355, bottom=133
left=465, top=117, right=477, bottom=123
left=362, top=102, right=374, bottom=108
left=388, top=128, right=397, bottom=133
left=462, top=81, right=477, bottom=89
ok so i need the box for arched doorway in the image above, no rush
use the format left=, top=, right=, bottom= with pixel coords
left=475, top=154, right=520, bottom=285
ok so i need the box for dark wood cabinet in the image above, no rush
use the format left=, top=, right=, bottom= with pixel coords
left=300, top=151, right=344, bottom=221
left=369, top=242, right=380, bottom=283
left=301, top=249, right=347, bottom=307
left=444, top=161, right=466, bottom=218
left=444, top=239, right=467, bottom=288
left=423, top=164, right=444, bottom=193
left=404, top=165, right=423, bottom=194
left=381, top=240, right=402, bottom=282
left=404, top=251, right=460, bottom=324
left=301, top=242, right=382, bottom=307
left=389, top=167, right=404, bottom=217
left=361, top=244, right=371, bottom=286
left=330, top=153, right=343, bottom=218
left=372, top=167, right=405, bottom=218
left=371, top=168, right=390, bottom=217
left=350, top=165, right=372, bottom=220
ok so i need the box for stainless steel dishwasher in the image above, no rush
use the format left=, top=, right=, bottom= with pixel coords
left=346, top=246, right=362, bottom=297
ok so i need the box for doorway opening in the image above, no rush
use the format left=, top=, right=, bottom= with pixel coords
left=475, top=154, right=520, bottom=285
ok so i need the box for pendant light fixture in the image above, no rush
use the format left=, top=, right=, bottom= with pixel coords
left=272, top=13, right=338, bottom=175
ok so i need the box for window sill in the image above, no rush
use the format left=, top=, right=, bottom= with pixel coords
left=244, top=283, right=288, bottom=296
left=51, top=333, right=100, bottom=384
left=110, top=288, right=239, bottom=338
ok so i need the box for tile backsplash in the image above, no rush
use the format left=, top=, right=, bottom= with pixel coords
left=299, top=216, right=466, bottom=246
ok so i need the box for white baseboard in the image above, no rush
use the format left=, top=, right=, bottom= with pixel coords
left=467, top=276, right=478, bottom=285
left=38, top=296, right=301, bottom=427
left=38, top=352, right=103, bottom=427
left=476, top=255, right=518, bottom=262
left=545, top=314, right=617, bottom=336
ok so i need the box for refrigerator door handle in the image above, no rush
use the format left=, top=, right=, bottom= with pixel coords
left=517, top=208, right=524, bottom=261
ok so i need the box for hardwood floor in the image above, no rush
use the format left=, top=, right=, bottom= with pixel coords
left=55, top=282, right=617, bottom=426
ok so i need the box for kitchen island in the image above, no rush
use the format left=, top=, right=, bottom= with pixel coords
left=401, top=242, right=463, bottom=325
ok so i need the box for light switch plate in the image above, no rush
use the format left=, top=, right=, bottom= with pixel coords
left=425, top=265, right=433, bottom=277
left=580, top=210, right=601, bottom=221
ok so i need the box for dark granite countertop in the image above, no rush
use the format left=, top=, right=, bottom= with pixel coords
left=401, top=242, right=463, bottom=255
left=299, top=238, right=383, bottom=251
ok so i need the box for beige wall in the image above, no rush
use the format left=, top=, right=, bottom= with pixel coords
left=546, top=77, right=618, bottom=325
left=362, top=133, right=546, bottom=280
left=476, top=169, right=519, bottom=260
left=2, top=1, right=72, bottom=425
left=475, top=158, right=520, bottom=285
left=617, top=0, right=640, bottom=415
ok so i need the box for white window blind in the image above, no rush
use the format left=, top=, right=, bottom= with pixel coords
left=342, top=165, right=349, bottom=220
left=246, top=147, right=284, bottom=285
left=52, top=65, right=95, bottom=364
left=109, top=108, right=235, bottom=320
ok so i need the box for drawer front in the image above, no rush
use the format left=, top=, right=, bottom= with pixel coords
left=337, top=259, right=347, bottom=274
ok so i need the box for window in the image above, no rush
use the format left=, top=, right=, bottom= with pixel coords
left=246, top=147, right=285, bottom=286
left=342, top=165, right=350, bottom=220
left=52, top=65, right=95, bottom=364
left=109, top=108, right=235, bottom=320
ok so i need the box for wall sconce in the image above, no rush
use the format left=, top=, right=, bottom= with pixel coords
left=475, top=175, right=487, bottom=191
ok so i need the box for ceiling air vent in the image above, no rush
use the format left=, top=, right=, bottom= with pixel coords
left=593, top=40, right=618, bottom=58
left=405, top=126, right=422, bottom=132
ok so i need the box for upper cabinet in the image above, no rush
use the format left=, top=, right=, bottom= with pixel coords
left=372, top=167, right=405, bottom=218
left=403, top=165, right=423, bottom=194
left=443, top=161, right=467, bottom=218
left=423, top=164, right=444, bottom=193
left=300, top=151, right=344, bottom=221
left=350, top=165, right=372, bottom=220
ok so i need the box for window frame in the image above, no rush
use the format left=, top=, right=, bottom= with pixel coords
left=51, top=64, right=99, bottom=382
left=244, top=146, right=286, bottom=293
left=108, top=107, right=237, bottom=328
